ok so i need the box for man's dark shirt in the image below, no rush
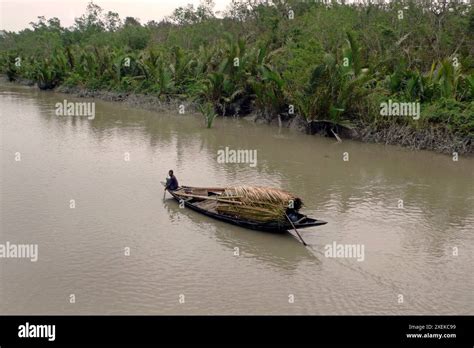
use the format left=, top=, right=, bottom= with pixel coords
left=167, top=176, right=179, bottom=191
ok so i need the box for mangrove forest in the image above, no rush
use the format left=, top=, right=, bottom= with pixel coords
left=1, top=0, right=473, bottom=153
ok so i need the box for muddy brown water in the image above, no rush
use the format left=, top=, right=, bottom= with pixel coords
left=1, top=84, right=473, bottom=314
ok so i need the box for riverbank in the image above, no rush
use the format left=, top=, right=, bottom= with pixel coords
left=2, top=2, right=472, bottom=155
left=54, top=83, right=474, bottom=156
left=3, top=76, right=472, bottom=155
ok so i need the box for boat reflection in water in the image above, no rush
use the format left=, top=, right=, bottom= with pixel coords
left=162, top=197, right=322, bottom=272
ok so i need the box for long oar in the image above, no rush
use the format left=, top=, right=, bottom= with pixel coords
left=161, top=181, right=167, bottom=199
left=285, top=213, right=308, bottom=246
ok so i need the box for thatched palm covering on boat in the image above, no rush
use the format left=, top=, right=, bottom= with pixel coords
left=166, top=184, right=326, bottom=232
left=216, top=186, right=303, bottom=223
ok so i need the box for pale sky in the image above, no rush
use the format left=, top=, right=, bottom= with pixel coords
left=0, top=0, right=233, bottom=32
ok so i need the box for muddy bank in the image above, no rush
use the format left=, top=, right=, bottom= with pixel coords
left=2, top=75, right=35, bottom=86
left=2, top=77, right=472, bottom=155
left=56, top=85, right=199, bottom=114
left=46, top=85, right=474, bottom=155
left=253, top=107, right=473, bottom=155
left=356, top=123, right=473, bottom=155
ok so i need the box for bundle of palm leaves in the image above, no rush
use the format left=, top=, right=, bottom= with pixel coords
left=216, top=186, right=302, bottom=222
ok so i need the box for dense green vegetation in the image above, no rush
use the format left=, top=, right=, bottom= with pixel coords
left=1, top=0, right=473, bottom=139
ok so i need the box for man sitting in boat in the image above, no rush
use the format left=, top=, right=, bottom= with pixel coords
left=164, top=170, right=179, bottom=191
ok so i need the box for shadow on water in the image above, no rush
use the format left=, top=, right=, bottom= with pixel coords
left=162, top=197, right=321, bottom=271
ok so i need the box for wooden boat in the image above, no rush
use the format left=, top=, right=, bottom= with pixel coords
left=164, top=185, right=327, bottom=233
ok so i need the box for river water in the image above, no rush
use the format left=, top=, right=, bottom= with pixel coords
left=1, top=85, right=473, bottom=314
